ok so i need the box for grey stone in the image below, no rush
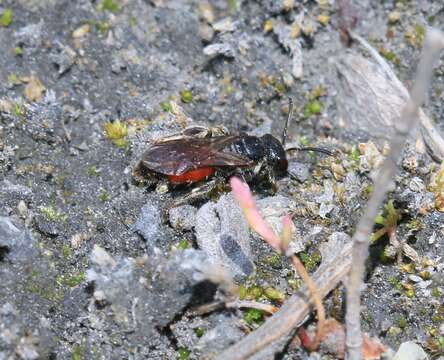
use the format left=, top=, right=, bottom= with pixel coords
left=169, top=205, right=197, bottom=231
left=0, top=217, right=37, bottom=261
left=288, top=161, right=310, bottom=183
left=203, top=43, right=236, bottom=58
left=393, top=341, right=428, bottom=360
left=132, top=196, right=164, bottom=251
left=195, top=194, right=254, bottom=280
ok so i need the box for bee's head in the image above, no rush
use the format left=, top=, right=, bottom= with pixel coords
left=260, top=134, right=288, bottom=173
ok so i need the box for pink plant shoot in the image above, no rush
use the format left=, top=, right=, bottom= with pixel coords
left=230, top=177, right=291, bottom=253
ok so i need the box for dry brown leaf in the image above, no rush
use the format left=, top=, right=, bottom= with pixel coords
left=72, top=24, right=90, bottom=38
left=24, top=75, right=45, bottom=102
left=298, top=318, right=387, bottom=359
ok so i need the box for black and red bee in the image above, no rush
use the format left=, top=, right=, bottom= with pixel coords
left=133, top=99, right=331, bottom=205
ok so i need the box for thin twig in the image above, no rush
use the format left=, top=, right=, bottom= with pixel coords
left=289, top=255, right=325, bottom=350
left=214, top=242, right=352, bottom=360
left=225, top=300, right=278, bottom=315
left=230, top=178, right=326, bottom=353
left=345, top=28, right=444, bottom=359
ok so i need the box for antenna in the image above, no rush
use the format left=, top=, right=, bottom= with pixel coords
left=286, top=146, right=334, bottom=156
left=281, top=97, right=293, bottom=147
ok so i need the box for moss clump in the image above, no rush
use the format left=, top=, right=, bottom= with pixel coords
left=103, top=120, right=128, bottom=147
left=177, top=239, right=189, bottom=250
left=405, top=24, right=425, bottom=47
left=1, top=8, right=13, bottom=27
left=388, top=276, right=402, bottom=291
left=299, top=251, right=322, bottom=272
left=243, top=308, right=264, bottom=325
left=72, top=344, right=84, bottom=360
left=40, top=206, right=67, bottom=222
left=431, top=287, right=441, bottom=298
left=194, top=327, right=205, bottom=338
left=14, top=46, right=23, bottom=56
left=177, top=347, right=190, bottom=360
left=263, top=253, right=281, bottom=268
left=87, top=165, right=99, bottom=177
left=288, top=278, right=302, bottom=291
left=263, top=287, right=285, bottom=302
left=378, top=47, right=401, bottom=66
left=100, top=0, right=120, bottom=13
left=180, top=90, right=193, bottom=103
left=371, top=200, right=401, bottom=243
left=398, top=316, right=407, bottom=329
left=160, top=100, right=173, bottom=112
left=65, top=272, right=85, bottom=287
left=62, top=244, right=72, bottom=259
left=303, top=100, right=322, bottom=118
left=99, top=190, right=110, bottom=202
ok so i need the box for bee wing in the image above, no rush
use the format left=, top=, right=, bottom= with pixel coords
left=139, top=135, right=252, bottom=175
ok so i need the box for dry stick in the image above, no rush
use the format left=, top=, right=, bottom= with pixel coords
left=215, top=242, right=353, bottom=360
left=345, top=28, right=444, bottom=359
left=289, top=254, right=325, bottom=350
left=216, top=29, right=444, bottom=360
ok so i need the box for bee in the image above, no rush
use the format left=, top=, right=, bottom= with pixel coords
left=133, top=99, right=331, bottom=205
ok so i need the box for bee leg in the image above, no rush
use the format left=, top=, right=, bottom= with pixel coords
left=155, top=180, right=170, bottom=194
left=264, top=165, right=277, bottom=193
left=169, top=178, right=226, bottom=208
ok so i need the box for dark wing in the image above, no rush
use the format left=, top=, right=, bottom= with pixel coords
left=139, top=135, right=253, bottom=175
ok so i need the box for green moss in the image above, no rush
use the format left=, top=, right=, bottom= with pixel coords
left=388, top=276, right=402, bottom=291
left=348, top=145, right=360, bottom=164
left=398, top=316, right=407, bottom=329
left=180, top=90, right=193, bottom=103
left=303, top=100, right=322, bottom=118
left=407, top=218, right=423, bottom=231
left=248, top=286, right=263, bottom=300
left=26, top=270, right=63, bottom=302
left=243, top=308, right=264, bottom=325
left=177, top=347, right=190, bottom=360
left=100, top=0, right=120, bottom=13
left=103, top=120, right=128, bottom=148
left=238, top=285, right=247, bottom=300
left=226, top=0, right=238, bottom=13
left=177, top=239, right=189, bottom=250
left=72, top=344, right=83, bottom=360
left=361, top=185, right=374, bottom=199
left=299, top=251, right=322, bottom=272
left=371, top=200, right=401, bottom=243
left=99, top=190, right=110, bottom=202
left=263, top=287, right=285, bottom=302
left=194, top=327, right=205, bottom=338
left=414, top=24, right=425, bottom=43
left=404, top=288, right=415, bottom=298
left=62, top=244, right=72, bottom=259
left=1, top=8, right=13, bottom=27
left=14, top=46, right=23, bottom=56
left=298, top=136, right=310, bottom=147
left=431, top=288, right=441, bottom=298
left=40, top=206, right=67, bottom=222
left=8, top=73, right=20, bottom=85
left=379, top=246, right=395, bottom=264
left=95, top=21, right=110, bottom=35
left=160, top=100, right=173, bottom=112
left=288, top=278, right=302, bottom=291
left=87, top=165, right=99, bottom=177
left=129, top=16, right=137, bottom=28
left=263, top=253, right=281, bottom=268
left=65, top=272, right=85, bottom=287
left=379, top=48, right=401, bottom=66
left=437, top=336, right=444, bottom=352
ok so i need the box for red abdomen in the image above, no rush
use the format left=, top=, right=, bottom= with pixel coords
left=168, top=167, right=215, bottom=184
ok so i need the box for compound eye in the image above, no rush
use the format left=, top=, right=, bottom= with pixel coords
left=278, top=158, right=288, bottom=172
